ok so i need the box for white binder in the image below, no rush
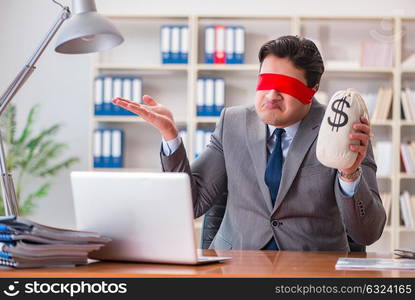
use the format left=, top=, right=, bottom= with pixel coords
left=225, top=26, right=235, bottom=63
left=197, top=78, right=205, bottom=116
left=214, top=78, right=225, bottom=115
left=161, top=25, right=171, bottom=63
left=132, top=78, right=142, bottom=103
left=180, top=26, right=189, bottom=63
left=205, top=78, right=214, bottom=116
left=102, top=129, right=111, bottom=168
left=171, top=26, right=180, bottom=62
left=93, top=130, right=102, bottom=167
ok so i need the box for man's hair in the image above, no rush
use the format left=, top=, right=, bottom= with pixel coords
left=258, top=35, right=324, bottom=88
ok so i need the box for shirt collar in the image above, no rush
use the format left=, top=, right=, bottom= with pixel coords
left=267, top=120, right=301, bottom=140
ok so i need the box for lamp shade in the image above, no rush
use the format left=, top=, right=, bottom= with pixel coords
left=55, top=0, right=123, bottom=54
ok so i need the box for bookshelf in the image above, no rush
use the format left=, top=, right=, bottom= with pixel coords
left=89, top=14, right=415, bottom=252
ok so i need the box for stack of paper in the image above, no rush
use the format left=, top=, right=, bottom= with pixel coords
left=0, top=216, right=110, bottom=268
left=336, top=257, right=415, bottom=270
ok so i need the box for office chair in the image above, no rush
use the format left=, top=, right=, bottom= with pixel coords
left=200, top=192, right=366, bottom=252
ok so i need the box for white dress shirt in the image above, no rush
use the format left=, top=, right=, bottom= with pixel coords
left=162, top=120, right=360, bottom=197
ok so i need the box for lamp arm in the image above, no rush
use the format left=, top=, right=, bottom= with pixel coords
left=0, top=5, right=71, bottom=114
left=0, top=3, right=71, bottom=216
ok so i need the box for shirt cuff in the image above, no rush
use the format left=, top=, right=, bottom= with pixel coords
left=337, top=173, right=361, bottom=197
left=162, top=135, right=182, bottom=156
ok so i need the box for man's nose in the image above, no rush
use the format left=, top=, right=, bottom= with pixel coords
left=265, top=89, right=282, bottom=99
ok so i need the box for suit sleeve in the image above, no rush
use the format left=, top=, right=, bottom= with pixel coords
left=334, top=140, right=387, bottom=245
left=160, top=109, right=228, bottom=218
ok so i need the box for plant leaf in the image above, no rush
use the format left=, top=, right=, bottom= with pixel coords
left=21, top=124, right=61, bottom=169
left=27, top=142, right=66, bottom=174
left=16, top=104, right=39, bottom=146
left=37, top=157, right=79, bottom=177
left=20, top=183, right=51, bottom=216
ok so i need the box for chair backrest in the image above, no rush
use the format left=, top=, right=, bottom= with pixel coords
left=201, top=192, right=366, bottom=252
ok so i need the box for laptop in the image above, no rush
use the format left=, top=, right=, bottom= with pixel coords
left=70, top=171, right=231, bottom=265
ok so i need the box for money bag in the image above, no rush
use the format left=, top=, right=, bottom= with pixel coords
left=316, top=88, right=369, bottom=169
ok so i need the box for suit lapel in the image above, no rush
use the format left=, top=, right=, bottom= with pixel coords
left=245, top=107, right=273, bottom=213
left=271, top=100, right=325, bottom=215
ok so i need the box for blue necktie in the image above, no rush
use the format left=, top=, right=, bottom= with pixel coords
left=262, top=128, right=285, bottom=250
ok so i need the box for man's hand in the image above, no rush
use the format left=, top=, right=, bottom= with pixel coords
left=112, top=95, right=178, bottom=141
left=339, top=115, right=371, bottom=182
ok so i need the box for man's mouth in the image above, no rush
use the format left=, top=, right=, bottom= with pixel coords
left=263, top=101, right=282, bottom=110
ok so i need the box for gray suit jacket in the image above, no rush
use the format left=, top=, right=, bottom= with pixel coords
left=160, top=100, right=386, bottom=251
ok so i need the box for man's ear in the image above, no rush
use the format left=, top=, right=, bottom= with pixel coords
left=312, top=84, right=319, bottom=92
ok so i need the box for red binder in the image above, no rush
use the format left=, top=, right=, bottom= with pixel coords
left=214, top=25, right=226, bottom=64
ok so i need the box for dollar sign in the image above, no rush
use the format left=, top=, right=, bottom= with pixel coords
left=327, top=96, right=350, bottom=132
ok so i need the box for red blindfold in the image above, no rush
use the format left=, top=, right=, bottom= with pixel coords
left=256, top=73, right=315, bottom=104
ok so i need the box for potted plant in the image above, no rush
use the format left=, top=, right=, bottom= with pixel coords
left=0, top=104, right=79, bottom=216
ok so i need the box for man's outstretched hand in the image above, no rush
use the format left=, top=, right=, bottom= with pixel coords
left=112, top=95, right=178, bottom=141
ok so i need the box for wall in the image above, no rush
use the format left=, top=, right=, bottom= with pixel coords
left=0, top=0, right=414, bottom=228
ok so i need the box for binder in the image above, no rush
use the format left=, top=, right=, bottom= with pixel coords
left=171, top=26, right=180, bottom=63
left=161, top=25, right=171, bottom=64
left=214, top=25, right=226, bottom=64
left=214, top=78, right=225, bottom=116
left=180, top=26, right=189, bottom=64
left=205, top=26, right=215, bottom=64
left=132, top=78, right=142, bottom=104
left=122, top=77, right=135, bottom=116
left=103, top=76, right=113, bottom=115
left=94, top=76, right=104, bottom=115
left=111, top=129, right=124, bottom=168
left=111, top=77, right=123, bottom=115
left=234, top=26, right=245, bottom=64
left=93, top=129, right=103, bottom=168
left=102, top=129, right=111, bottom=168
left=225, top=26, right=235, bottom=64
left=205, top=78, right=215, bottom=116
left=197, top=78, right=205, bottom=116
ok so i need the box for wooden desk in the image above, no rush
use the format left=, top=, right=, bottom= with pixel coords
left=1, top=250, right=414, bottom=278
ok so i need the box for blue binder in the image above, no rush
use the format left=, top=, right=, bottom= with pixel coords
left=204, top=26, right=215, bottom=64
left=94, top=76, right=104, bottom=115
left=179, top=25, right=189, bottom=64
left=161, top=25, right=171, bottom=64
left=109, top=129, right=124, bottom=168
left=234, top=26, right=245, bottom=64
left=93, top=129, right=103, bottom=168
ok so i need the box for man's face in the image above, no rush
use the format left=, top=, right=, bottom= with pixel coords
left=255, top=55, right=313, bottom=127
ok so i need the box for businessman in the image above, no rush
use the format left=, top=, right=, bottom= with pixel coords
left=112, top=35, right=386, bottom=251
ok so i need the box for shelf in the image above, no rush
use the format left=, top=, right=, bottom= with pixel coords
left=195, top=116, right=220, bottom=123
left=96, top=64, right=189, bottom=72
left=197, top=64, right=259, bottom=71
left=398, top=227, right=415, bottom=233
left=300, top=16, right=395, bottom=21
left=402, top=68, right=415, bottom=74
left=370, top=120, right=393, bottom=126
left=376, top=175, right=392, bottom=180
left=325, top=66, right=394, bottom=74
left=88, top=14, right=415, bottom=254
left=400, top=173, right=415, bottom=179
left=400, top=120, right=415, bottom=126
left=105, top=14, right=190, bottom=21
left=197, top=14, right=292, bottom=21
left=93, top=116, right=187, bottom=124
